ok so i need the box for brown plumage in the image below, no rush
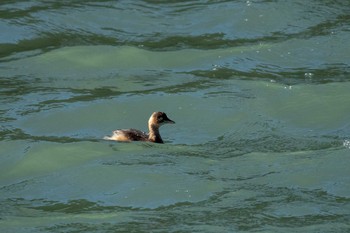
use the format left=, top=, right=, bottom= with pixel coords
left=104, top=112, right=175, bottom=143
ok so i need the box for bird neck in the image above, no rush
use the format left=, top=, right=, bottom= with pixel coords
left=148, top=124, right=163, bottom=143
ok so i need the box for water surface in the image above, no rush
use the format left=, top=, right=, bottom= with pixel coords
left=1, top=0, right=350, bottom=232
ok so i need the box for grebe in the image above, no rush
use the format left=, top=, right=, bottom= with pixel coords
left=104, top=112, right=175, bottom=143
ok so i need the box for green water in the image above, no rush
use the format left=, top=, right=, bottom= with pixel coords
left=1, top=1, right=350, bottom=232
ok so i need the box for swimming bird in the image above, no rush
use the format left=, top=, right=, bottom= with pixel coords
left=104, top=112, right=175, bottom=143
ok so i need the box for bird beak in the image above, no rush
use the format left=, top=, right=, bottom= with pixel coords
left=168, top=119, right=175, bottom=124
left=165, top=117, right=175, bottom=124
